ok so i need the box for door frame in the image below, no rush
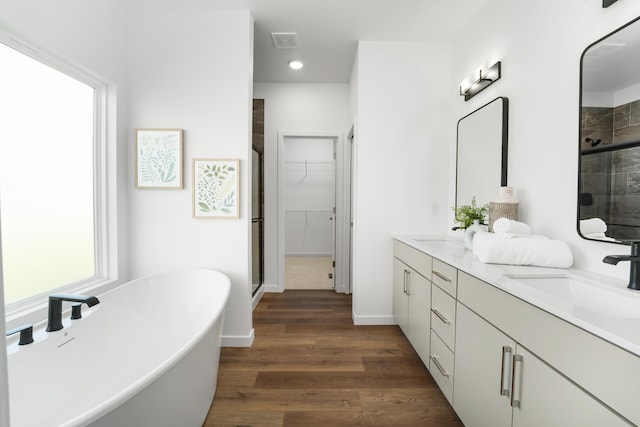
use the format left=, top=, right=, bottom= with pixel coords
left=276, top=130, right=349, bottom=293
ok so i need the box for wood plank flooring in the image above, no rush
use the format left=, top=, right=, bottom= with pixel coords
left=203, top=290, right=462, bottom=427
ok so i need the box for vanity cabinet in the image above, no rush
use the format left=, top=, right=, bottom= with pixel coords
left=392, top=237, right=638, bottom=426
left=392, top=241, right=432, bottom=366
left=454, top=272, right=632, bottom=427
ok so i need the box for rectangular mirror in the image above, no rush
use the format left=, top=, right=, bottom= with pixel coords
left=456, top=97, right=509, bottom=217
left=579, top=16, right=640, bottom=243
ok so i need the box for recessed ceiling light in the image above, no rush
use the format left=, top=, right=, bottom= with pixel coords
left=289, top=60, right=304, bottom=70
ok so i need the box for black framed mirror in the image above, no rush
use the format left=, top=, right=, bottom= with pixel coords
left=456, top=96, right=509, bottom=214
left=578, top=16, right=640, bottom=244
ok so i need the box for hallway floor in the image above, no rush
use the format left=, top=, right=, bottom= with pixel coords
left=203, top=290, right=462, bottom=426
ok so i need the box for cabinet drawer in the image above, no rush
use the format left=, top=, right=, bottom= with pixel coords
left=393, top=240, right=432, bottom=278
left=430, top=330, right=454, bottom=404
left=431, top=258, right=457, bottom=297
left=431, top=285, right=456, bottom=351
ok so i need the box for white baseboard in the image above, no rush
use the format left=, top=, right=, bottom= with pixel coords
left=352, top=313, right=397, bottom=325
left=221, top=328, right=255, bottom=347
left=263, top=283, right=283, bottom=293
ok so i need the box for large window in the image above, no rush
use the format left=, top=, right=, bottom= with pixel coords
left=0, top=42, right=98, bottom=305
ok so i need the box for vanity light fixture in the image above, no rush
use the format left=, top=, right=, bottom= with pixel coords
left=288, top=60, right=304, bottom=70
left=459, top=61, right=502, bottom=101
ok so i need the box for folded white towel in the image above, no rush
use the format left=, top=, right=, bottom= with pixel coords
left=580, top=218, right=607, bottom=235
left=495, top=232, right=533, bottom=239
left=493, top=218, right=531, bottom=235
left=472, top=232, right=573, bottom=268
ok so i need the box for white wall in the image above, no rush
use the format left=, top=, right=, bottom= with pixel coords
left=351, top=41, right=452, bottom=324
left=450, top=0, right=640, bottom=280
left=126, top=9, right=254, bottom=345
left=252, top=83, right=349, bottom=289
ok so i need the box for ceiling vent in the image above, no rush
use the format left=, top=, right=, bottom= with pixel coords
left=271, top=32, right=299, bottom=49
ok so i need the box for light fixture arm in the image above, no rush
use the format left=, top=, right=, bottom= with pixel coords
left=459, top=61, right=502, bottom=101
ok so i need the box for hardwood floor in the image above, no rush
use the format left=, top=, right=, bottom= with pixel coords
left=203, top=290, right=462, bottom=427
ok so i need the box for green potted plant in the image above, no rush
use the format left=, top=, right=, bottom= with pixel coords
left=453, top=196, right=488, bottom=229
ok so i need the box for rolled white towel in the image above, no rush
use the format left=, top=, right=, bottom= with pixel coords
left=580, top=218, right=607, bottom=235
left=493, top=218, right=531, bottom=235
left=472, top=232, right=573, bottom=268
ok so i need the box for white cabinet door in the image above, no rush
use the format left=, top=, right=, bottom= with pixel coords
left=406, top=269, right=430, bottom=365
left=454, top=303, right=515, bottom=427
left=512, top=345, right=631, bottom=427
left=392, top=257, right=409, bottom=334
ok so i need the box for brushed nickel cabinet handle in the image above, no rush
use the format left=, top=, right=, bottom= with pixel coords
left=430, top=355, right=450, bottom=378
left=433, top=270, right=452, bottom=282
left=500, top=346, right=513, bottom=397
left=405, top=270, right=411, bottom=296
left=431, top=308, right=451, bottom=324
left=510, top=354, right=523, bottom=408
left=403, top=270, right=408, bottom=294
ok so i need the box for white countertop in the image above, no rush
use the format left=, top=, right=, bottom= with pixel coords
left=394, top=234, right=640, bottom=357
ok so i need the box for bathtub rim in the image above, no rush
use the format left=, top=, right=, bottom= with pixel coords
left=53, top=268, right=231, bottom=427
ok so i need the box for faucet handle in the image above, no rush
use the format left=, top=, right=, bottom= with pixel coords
left=6, top=324, right=34, bottom=345
left=71, top=303, right=83, bottom=320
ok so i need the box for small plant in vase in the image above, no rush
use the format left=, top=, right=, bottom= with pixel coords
left=453, top=196, right=488, bottom=229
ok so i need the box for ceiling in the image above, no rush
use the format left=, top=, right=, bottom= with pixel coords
left=126, top=0, right=490, bottom=83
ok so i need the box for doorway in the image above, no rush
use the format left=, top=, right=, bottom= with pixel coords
left=277, top=131, right=350, bottom=293
left=283, top=136, right=335, bottom=290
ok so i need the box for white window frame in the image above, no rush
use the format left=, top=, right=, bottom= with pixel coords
left=0, top=32, right=118, bottom=328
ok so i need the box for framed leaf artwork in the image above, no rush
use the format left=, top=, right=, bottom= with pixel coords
left=135, top=128, right=183, bottom=189
left=192, top=158, right=240, bottom=219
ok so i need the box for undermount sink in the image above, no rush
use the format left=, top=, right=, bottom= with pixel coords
left=502, top=273, right=640, bottom=319
left=412, top=237, right=450, bottom=242
left=411, top=237, right=463, bottom=246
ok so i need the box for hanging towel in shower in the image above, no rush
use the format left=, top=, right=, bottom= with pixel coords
left=472, top=232, right=573, bottom=268
left=579, top=218, right=607, bottom=235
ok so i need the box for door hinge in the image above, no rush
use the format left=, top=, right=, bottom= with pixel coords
left=332, top=260, right=335, bottom=268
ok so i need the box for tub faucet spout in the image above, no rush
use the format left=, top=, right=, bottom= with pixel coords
left=46, top=294, right=100, bottom=332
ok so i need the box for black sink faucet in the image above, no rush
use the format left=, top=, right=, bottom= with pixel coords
left=46, top=294, right=100, bottom=332
left=603, top=241, right=640, bottom=290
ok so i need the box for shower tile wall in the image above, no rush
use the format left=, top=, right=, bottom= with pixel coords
left=581, top=99, right=640, bottom=239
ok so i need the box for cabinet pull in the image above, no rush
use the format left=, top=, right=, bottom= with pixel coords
left=500, top=346, right=513, bottom=397
left=510, top=354, right=523, bottom=408
left=403, top=270, right=408, bottom=294
left=405, top=270, right=411, bottom=296
left=430, top=355, right=450, bottom=378
left=432, top=270, right=452, bottom=282
left=431, top=308, right=451, bottom=324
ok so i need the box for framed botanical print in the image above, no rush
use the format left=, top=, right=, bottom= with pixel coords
left=192, top=158, right=240, bottom=219
left=135, top=128, right=183, bottom=189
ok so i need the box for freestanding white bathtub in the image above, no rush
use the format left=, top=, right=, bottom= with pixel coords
left=6, top=269, right=231, bottom=427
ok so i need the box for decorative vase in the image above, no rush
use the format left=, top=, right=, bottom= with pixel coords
left=488, top=186, right=519, bottom=232
left=464, top=219, right=484, bottom=250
